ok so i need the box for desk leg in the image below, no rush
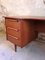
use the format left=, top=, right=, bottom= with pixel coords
left=15, top=45, right=17, bottom=52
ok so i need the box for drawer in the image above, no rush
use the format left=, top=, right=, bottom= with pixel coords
left=7, top=27, right=21, bottom=38
left=6, top=19, right=20, bottom=29
left=7, top=34, right=22, bottom=46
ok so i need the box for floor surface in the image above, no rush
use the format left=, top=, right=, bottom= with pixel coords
left=0, top=33, right=45, bottom=60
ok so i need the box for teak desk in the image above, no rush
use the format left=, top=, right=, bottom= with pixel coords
left=5, top=16, right=45, bottom=51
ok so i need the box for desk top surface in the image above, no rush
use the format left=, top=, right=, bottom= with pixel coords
left=5, top=16, right=45, bottom=20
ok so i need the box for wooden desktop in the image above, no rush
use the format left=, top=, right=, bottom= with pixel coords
left=5, top=16, right=45, bottom=51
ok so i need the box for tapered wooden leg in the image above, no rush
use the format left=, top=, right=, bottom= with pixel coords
left=15, top=45, right=17, bottom=52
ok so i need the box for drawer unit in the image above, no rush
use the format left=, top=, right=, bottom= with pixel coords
left=5, top=17, right=35, bottom=51
left=5, top=18, right=23, bottom=48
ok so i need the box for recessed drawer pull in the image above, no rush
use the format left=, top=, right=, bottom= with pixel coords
left=7, top=27, right=18, bottom=32
left=8, top=35, right=18, bottom=40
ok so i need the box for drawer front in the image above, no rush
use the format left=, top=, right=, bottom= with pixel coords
left=7, top=34, right=21, bottom=46
left=7, top=27, right=21, bottom=38
left=6, top=19, right=20, bottom=29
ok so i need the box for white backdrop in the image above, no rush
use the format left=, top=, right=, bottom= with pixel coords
left=1, top=0, right=45, bottom=17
